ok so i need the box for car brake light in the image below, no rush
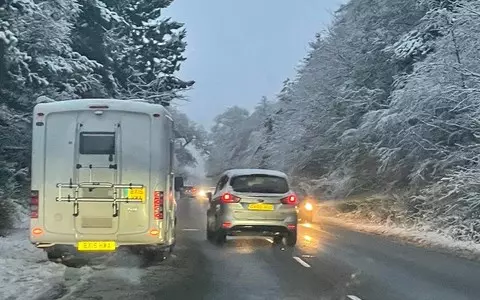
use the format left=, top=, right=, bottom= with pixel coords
left=221, top=192, right=241, bottom=203
left=281, top=194, right=298, bottom=205
left=222, top=222, right=232, bottom=228
left=89, top=105, right=109, bottom=109
left=31, top=190, right=39, bottom=218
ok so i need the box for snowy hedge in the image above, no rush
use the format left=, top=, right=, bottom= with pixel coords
left=414, top=167, right=480, bottom=243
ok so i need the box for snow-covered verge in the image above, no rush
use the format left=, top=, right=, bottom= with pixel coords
left=11, top=203, right=29, bottom=230
left=0, top=230, right=66, bottom=300
left=316, top=198, right=480, bottom=261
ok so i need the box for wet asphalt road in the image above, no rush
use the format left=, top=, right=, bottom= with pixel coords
left=50, top=198, right=480, bottom=300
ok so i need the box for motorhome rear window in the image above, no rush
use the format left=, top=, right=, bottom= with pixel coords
left=79, top=132, right=115, bottom=155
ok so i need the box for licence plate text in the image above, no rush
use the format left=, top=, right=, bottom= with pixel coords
left=77, top=241, right=116, bottom=252
left=125, top=188, right=146, bottom=202
left=248, top=203, right=274, bottom=211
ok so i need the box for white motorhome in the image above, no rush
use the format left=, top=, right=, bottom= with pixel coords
left=29, top=99, right=184, bottom=260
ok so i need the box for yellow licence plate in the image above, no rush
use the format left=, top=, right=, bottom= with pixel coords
left=127, top=188, right=146, bottom=202
left=248, top=203, right=274, bottom=211
left=77, top=241, right=116, bottom=252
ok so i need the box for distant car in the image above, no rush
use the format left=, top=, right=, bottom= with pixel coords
left=297, top=197, right=315, bottom=223
left=206, top=169, right=298, bottom=246
left=195, top=186, right=216, bottom=200
left=181, top=186, right=196, bottom=198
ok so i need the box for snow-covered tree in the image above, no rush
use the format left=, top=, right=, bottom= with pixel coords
left=115, top=0, right=194, bottom=104
left=71, top=0, right=126, bottom=97
left=205, top=106, right=251, bottom=177
left=169, top=107, right=208, bottom=170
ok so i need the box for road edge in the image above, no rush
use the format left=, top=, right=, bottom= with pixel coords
left=315, top=215, right=480, bottom=262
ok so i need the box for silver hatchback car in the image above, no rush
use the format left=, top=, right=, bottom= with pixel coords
left=206, top=169, right=298, bottom=246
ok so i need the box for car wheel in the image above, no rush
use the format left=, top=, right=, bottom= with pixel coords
left=171, top=218, right=177, bottom=252
left=46, top=246, right=64, bottom=261
left=285, top=230, right=297, bottom=247
left=206, top=225, right=214, bottom=241
left=273, top=236, right=283, bottom=244
left=142, top=249, right=157, bottom=262
left=142, top=248, right=168, bottom=266
left=215, top=230, right=227, bottom=245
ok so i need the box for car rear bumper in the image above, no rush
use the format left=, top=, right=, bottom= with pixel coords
left=226, top=225, right=294, bottom=237
left=218, top=218, right=297, bottom=236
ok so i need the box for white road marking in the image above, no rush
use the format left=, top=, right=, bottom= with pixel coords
left=182, top=228, right=200, bottom=231
left=347, top=295, right=363, bottom=300
left=293, top=256, right=311, bottom=268
left=265, top=238, right=274, bottom=244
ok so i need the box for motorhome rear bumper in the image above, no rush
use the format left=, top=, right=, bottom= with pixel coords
left=30, top=231, right=167, bottom=248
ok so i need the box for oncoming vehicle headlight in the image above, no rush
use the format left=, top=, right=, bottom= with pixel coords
left=198, top=190, right=206, bottom=197
left=304, top=202, right=313, bottom=211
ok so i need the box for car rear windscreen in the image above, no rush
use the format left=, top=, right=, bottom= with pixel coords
left=230, top=174, right=289, bottom=194
left=79, top=132, right=115, bottom=155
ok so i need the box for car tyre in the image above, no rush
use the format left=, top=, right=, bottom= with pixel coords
left=273, top=236, right=283, bottom=244
left=206, top=225, right=214, bottom=241
left=46, top=246, right=64, bottom=262
left=170, top=218, right=177, bottom=252
left=215, top=230, right=227, bottom=245
left=285, top=230, right=297, bottom=247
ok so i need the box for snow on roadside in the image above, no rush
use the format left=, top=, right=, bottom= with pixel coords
left=319, top=215, right=480, bottom=260
left=0, top=230, right=66, bottom=300
left=12, top=204, right=29, bottom=229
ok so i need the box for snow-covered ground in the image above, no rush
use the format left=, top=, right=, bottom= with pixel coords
left=0, top=230, right=67, bottom=300
left=0, top=205, right=159, bottom=300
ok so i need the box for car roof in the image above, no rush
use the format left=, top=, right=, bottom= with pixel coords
left=222, top=168, right=288, bottom=179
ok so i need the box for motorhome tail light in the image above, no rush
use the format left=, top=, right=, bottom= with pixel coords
left=281, top=194, right=298, bottom=205
left=153, top=113, right=160, bottom=117
left=153, top=191, right=164, bottom=220
left=221, top=192, right=241, bottom=203
left=37, top=112, right=44, bottom=117
left=32, top=227, right=43, bottom=235
left=149, top=229, right=160, bottom=236
left=89, top=105, right=109, bottom=109
left=31, top=190, right=39, bottom=218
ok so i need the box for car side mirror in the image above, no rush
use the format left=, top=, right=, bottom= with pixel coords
left=174, top=176, right=184, bottom=192
left=206, top=192, right=212, bottom=202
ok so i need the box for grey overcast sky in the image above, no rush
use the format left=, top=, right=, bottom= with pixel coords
left=165, top=1, right=346, bottom=129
